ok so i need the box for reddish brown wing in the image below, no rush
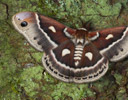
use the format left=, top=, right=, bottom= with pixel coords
left=12, top=12, right=76, bottom=52
left=37, top=14, right=76, bottom=45
left=89, top=26, right=128, bottom=62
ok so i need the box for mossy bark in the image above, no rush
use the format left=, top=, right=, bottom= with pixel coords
left=0, top=0, right=128, bottom=100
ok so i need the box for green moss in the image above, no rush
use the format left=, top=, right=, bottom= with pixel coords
left=114, top=73, right=123, bottom=85
left=20, top=66, right=42, bottom=97
left=116, top=87, right=127, bottom=100
left=31, top=52, right=43, bottom=63
left=51, top=83, right=88, bottom=100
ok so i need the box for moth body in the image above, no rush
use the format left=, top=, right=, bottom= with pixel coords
left=12, top=12, right=128, bottom=83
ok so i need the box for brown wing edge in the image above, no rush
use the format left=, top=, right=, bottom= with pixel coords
left=42, top=53, right=109, bottom=83
left=89, top=26, right=128, bottom=62
left=99, top=27, right=128, bottom=62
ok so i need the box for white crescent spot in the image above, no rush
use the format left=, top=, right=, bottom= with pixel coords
left=105, top=34, right=114, bottom=40
left=85, top=52, right=93, bottom=61
left=62, top=49, right=71, bottom=57
left=48, top=26, right=56, bottom=33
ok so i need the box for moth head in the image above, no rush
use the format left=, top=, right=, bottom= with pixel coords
left=76, top=28, right=88, bottom=38
left=12, top=12, right=37, bottom=34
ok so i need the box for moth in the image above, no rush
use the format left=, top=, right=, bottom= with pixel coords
left=12, top=12, right=128, bottom=83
